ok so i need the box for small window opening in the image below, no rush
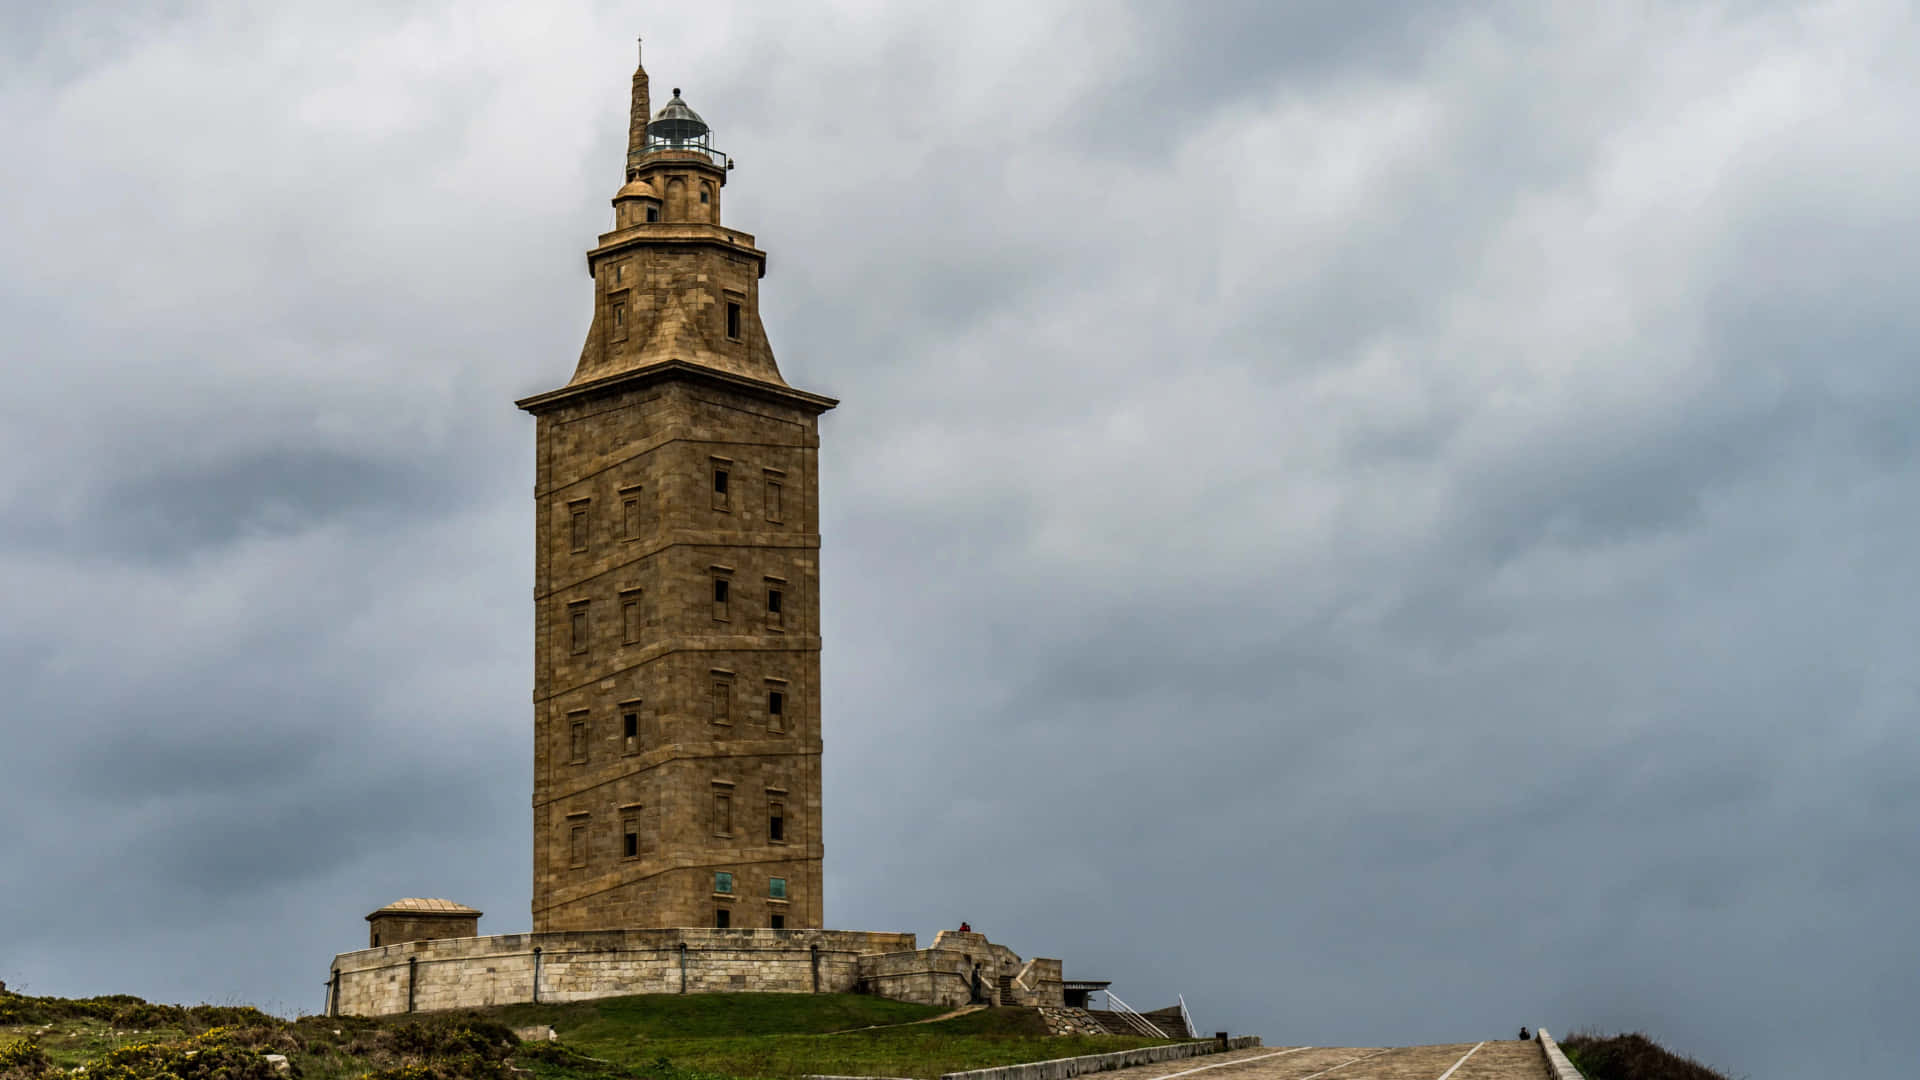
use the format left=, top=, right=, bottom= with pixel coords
left=725, top=302, right=741, bottom=341
left=623, top=708, right=640, bottom=753
left=569, top=503, right=590, bottom=553
left=771, top=914, right=785, bottom=930
left=646, top=206, right=659, bottom=222
left=569, top=603, right=589, bottom=654
left=712, top=679, right=732, bottom=724
left=769, top=803, right=785, bottom=843
left=767, top=588, right=783, bottom=628
left=712, top=466, right=730, bottom=510
left=622, top=592, right=643, bottom=643
left=621, top=489, right=642, bottom=538
left=715, top=871, right=734, bottom=894
left=769, top=876, right=787, bottom=899
left=700, top=189, right=710, bottom=204
left=713, top=791, right=733, bottom=835
left=715, top=908, right=730, bottom=928
left=569, top=824, right=588, bottom=868
left=764, top=480, right=783, bottom=523
left=623, top=818, right=640, bottom=859
left=569, top=716, right=589, bottom=763
left=713, top=577, right=730, bottom=621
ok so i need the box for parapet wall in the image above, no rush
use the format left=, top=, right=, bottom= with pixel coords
left=855, top=948, right=976, bottom=1009
left=327, top=928, right=914, bottom=1017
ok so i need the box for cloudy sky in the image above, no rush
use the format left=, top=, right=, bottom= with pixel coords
left=3, top=2, right=1916, bottom=1077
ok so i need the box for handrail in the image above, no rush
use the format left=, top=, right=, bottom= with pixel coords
left=1103, top=990, right=1169, bottom=1039
left=1177, top=994, right=1197, bottom=1039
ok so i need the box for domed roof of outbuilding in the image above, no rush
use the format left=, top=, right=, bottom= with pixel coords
left=613, top=178, right=658, bottom=201
left=366, top=897, right=482, bottom=919
left=648, top=88, right=709, bottom=140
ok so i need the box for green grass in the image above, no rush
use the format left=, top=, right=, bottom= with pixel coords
left=0, top=989, right=1176, bottom=1080
left=489, top=991, right=946, bottom=1039
left=488, top=995, right=1171, bottom=1079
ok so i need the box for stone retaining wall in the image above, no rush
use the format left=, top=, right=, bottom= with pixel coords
left=1535, top=1029, right=1583, bottom=1080
left=327, top=928, right=913, bottom=1017
left=854, top=948, right=976, bottom=1008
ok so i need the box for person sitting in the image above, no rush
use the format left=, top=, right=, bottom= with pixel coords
left=1519, top=1027, right=1531, bottom=1041
left=958, top=921, right=972, bottom=933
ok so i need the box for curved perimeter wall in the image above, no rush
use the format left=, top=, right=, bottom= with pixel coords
left=328, top=928, right=915, bottom=1017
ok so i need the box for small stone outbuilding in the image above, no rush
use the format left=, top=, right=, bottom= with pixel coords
left=366, top=898, right=481, bottom=948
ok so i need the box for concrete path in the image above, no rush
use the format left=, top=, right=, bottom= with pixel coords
left=1089, top=1041, right=1549, bottom=1080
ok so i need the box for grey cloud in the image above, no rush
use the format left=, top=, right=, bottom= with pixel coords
left=5, top=4, right=1920, bottom=1080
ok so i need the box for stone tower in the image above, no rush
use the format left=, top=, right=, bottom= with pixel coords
left=516, top=43, right=835, bottom=933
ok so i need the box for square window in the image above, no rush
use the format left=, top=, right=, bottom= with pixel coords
left=715, top=908, right=730, bottom=928
left=764, top=479, right=783, bottom=523
left=569, top=715, right=589, bottom=764
left=725, top=302, right=741, bottom=341
left=715, top=871, right=734, bottom=894
left=713, top=791, right=733, bottom=835
left=769, top=876, right=786, bottom=899
left=622, top=591, right=643, bottom=643
left=771, top=914, right=785, bottom=930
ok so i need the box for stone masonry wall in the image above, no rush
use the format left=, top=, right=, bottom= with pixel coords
left=528, top=376, right=829, bottom=934
left=328, top=928, right=912, bottom=1018
left=366, top=914, right=479, bottom=949
left=1011, top=958, right=1065, bottom=1008
left=854, top=949, right=976, bottom=1009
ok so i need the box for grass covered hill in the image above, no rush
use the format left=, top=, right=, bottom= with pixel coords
left=0, top=986, right=1173, bottom=1080
left=1557, top=1031, right=1740, bottom=1080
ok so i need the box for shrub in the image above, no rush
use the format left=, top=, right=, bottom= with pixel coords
left=82, top=1028, right=282, bottom=1080
left=1559, top=1030, right=1738, bottom=1080
left=359, top=1055, right=511, bottom=1080
left=0, top=1035, right=54, bottom=1079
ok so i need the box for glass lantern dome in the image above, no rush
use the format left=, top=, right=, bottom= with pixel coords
left=640, top=88, right=730, bottom=167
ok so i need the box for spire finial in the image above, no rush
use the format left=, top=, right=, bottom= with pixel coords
left=636, top=36, right=643, bottom=64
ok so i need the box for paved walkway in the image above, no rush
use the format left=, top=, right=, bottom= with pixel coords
left=1091, top=1041, right=1549, bottom=1080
